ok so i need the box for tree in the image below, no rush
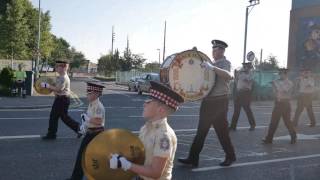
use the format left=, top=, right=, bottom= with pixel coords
left=145, top=62, right=160, bottom=72
left=69, top=47, right=87, bottom=71
left=26, top=8, right=54, bottom=60
left=48, top=35, right=72, bottom=65
left=98, top=54, right=114, bottom=76
left=0, top=0, right=54, bottom=61
left=255, top=55, right=279, bottom=71
left=0, top=0, right=31, bottom=59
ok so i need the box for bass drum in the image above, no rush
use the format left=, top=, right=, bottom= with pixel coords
left=160, top=49, right=215, bottom=101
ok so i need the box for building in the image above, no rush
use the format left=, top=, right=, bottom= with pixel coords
left=288, top=0, right=320, bottom=74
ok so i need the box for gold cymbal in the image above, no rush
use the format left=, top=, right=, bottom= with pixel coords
left=34, top=77, right=55, bottom=95
left=83, top=129, right=145, bottom=180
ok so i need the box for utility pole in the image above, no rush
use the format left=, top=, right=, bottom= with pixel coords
left=157, top=49, right=161, bottom=65
left=162, top=21, right=166, bottom=62
left=35, top=0, right=41, bottom=79
left=126, top=35, right=129, bottom=52
left=243, top=0, right=260, bottom=64
left=111, top=26, right=115, bottom=56
left=260, top=48, right=263, bottom=64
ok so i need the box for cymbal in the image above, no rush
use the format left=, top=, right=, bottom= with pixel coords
left=34, top=76, right=55, bottom=95
left=83, top=129, right=145, bottom=180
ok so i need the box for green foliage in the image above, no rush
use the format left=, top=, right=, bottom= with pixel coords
left=98, top=48, right=147, bottom=76
left=98, top=54, right=115, bottom=77
left=255, top=55, right=279, bottom=71
left=0, top=0, right=86, bottom=70
left=69, top=48, right=87, bottom=70
left=0, top=0, right=31, bottom=59
left=145, top=62, right=160, bottom=72
left=0, top=67, right=14, bottom=95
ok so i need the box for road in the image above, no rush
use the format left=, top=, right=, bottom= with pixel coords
left=0, top=83, right=320, bottom=180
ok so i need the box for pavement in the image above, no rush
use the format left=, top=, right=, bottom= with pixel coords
left=1, top=84, right=320, bottom=180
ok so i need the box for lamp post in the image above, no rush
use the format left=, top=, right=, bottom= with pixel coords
left=157, top=49, right=161, bottom=65
left=35, top=0, right=41, bottom=79
left=243, top=0, right=260, bottom=64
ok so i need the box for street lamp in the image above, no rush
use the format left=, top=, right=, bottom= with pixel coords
left=157, top=49, right=161, bottom=65
left=35, top=0, right=41, bottom=79
left=243, top=0, right=260, bottom=63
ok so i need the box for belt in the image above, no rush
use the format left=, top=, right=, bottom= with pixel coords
left=55, top=95, right=70, bottom=98
left=87, top=127, right=104, bottom=133
left=205, top=94, right=228, bottom=100
left=237, top=89, right=251, bottom=92
left=276, top=99, right=290, bottom=103
left=134, top=177, right=144, bottom=180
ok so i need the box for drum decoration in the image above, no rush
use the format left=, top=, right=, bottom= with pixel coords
left=83, top=129, right=145, bottom=180
left=160, top=49, right=215, bottom=101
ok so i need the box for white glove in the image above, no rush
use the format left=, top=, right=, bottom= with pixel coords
left=78, top=123, right=88, bottom=135
left=119, top=156, right=132, bottom=171
left=40, top=82, right=50, bottom=88
left=109, top=154, right=132, bottom=171
left=109, top=154, right=120, bottom=169
left=200, top=61, right=214, bottom=70
left=81, top=113, right=90, bottom=122
left=78, top=113, right=89, bottom=135
left=40, top=82, right=46, bottom=88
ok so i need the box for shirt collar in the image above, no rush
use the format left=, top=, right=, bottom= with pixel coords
left=89, top=98, right=99, bottom=107
left=146, top=118, right=167, bottom=129
left=214, top=56, right=226, bottom=62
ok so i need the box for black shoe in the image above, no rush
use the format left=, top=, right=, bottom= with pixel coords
left=249, top=126, right=255, bottom=131
left=41, top=134, right=56, bottom=140
left=290, top=134, right=297, bottom=144
left=77, top=132, right=83, bottom=138
left=229, top=126, right=236, bottom=131
left=178, top=158, right=198, bottom=167
left=309, top=122, right=316, bottom=127
left=262, top=138, right=272, bottom=144
left=219, top=157, right=236, bottom=166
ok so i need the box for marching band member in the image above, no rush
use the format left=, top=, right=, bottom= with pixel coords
left=262, top=68, right=297, bottom=144
left=230, top=62, right=256, bottom=131
left=178, top=40, right=236, bottom=167
left=109, top=81, right=184, bottom=180
left=42, top=60, right=80, bottom=140
left=66, top=82, right=105, bottom=180
left=292, top=68, right=316, bottom=127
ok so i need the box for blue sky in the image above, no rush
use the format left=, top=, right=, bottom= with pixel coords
left=30, top=0, right=291, bottom=69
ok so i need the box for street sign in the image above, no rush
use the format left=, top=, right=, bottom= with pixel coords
left=246, top=51, right=255, bottom=62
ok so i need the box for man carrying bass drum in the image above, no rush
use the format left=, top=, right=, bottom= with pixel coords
left=178, top=40, right=236, bottom=167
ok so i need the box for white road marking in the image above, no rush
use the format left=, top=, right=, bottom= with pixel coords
left=0, top=117, right=47, bottom=120
left=0, top=126, right=268, bottom=140
left=192, top=153, right=320, bottom=172
left=129, top=115, right=199, bottom=118
left=0, top=135, right=40, bottom=140
left=274, top=134, right=320, bottom=140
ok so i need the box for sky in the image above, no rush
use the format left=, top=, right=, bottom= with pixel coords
left=30, top=0, right=292, bottom=69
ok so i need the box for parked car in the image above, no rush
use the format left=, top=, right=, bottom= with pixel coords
left=137, top=73, right=160, bottom=95
left=127, top=76, right=140, bottom=92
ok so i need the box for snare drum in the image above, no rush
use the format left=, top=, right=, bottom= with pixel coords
left=160, top=49, right=215, bottom=101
